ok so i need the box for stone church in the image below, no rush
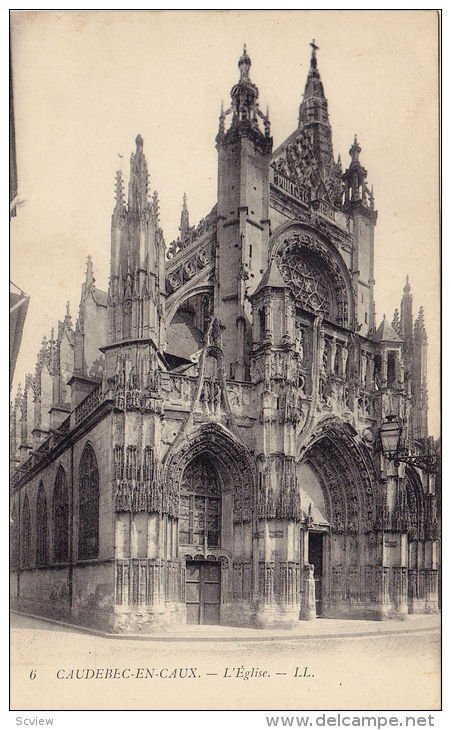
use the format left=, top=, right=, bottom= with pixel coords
left=10, top=44, right=439, bottom=632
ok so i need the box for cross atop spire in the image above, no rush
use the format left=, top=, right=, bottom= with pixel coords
left=310, top=38, right=319, bottom=68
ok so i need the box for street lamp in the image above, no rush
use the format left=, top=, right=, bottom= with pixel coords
left=379, top=415, right=438, bottom=475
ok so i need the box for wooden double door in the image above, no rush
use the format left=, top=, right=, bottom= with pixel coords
left=186, top=560, right=221, bottom=625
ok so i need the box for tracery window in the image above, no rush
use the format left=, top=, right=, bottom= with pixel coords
left=78, top=444, right=99, bottom=560
left=36, top=482, right=48, bottom=566
left=21, top=495, right=32, bottom=568
left=53, top=466, right=69, bottom=563
left=10, top=504, right=18, bottom=569
left=179, top=455, right=221, bottom=548
left=273, top=232, right=353, bottom=327
left=277, top=252, right=332, bottom=318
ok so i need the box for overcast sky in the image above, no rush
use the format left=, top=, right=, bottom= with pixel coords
left=10, top=10, right=439, bottom=435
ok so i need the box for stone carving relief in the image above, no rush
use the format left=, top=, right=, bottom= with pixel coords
left=114, top=444, right=163, bottom=513
left=257, top=454, right=302, bottom=522
left=272, top=129, right=343, bottom=208
left=304, top=427, right=376, bottom=534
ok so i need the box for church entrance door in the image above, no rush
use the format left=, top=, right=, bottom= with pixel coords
left=185, top=560, right=221, bottom=625
left=308, top=532, right=324, bottom=616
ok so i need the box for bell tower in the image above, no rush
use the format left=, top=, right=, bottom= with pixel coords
left=216, top=46, right=272, bottom=380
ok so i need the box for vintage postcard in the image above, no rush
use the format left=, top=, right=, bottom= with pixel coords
left=9, top=9, right=440, bottom=715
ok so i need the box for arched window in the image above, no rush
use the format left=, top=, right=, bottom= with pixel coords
left=179, top=455, right=221, bottom=548
left=36, top=482, right=48, bottom=566
left=78, top=444, right=99, bottom=560
left=10, top=504, right=19, bottom=569
left=21, top=495, right=32, bottom=568
left=53, top=466, right=69, bottom=563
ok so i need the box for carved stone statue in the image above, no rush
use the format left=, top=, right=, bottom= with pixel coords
left=300, top=563, right=316, bottom=620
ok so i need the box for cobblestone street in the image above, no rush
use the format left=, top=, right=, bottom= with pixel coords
left=11, top=613, right=440, bottom=711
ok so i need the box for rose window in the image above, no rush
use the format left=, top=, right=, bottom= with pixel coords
left=277, top=253, right=332, bottom=317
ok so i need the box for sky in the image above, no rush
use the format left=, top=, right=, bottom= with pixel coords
left=10, top=10, right=440, bottom=435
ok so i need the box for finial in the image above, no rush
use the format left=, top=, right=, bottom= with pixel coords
left=65, top=300, right=71, bottom=318
left=218, top=100, right=225, bottom=136
left=350, top=134, right=361, bottom=164
left=238, top=43, right=251, bottom=79
left=114, top=169, right=125, bottom=207
left=86, top=255, right=95, bottom=288
left=180, top=193, right=189, bottom=237
left=404, top=275, right=411, bottom=293
left=135, top=134, right=144, bottom=152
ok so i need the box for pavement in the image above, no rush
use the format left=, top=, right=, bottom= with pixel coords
left=11, top=609, right=440, bottom=642
left=10, top=611, right=440, bottom=710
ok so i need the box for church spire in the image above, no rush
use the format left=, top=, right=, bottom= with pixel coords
left=299, top=39, right=328, bottom=127
left=400, top=274, right=413, bottom=344
left=107, top=134, right=165, bottom=352
left=297, top=40, right=334, bottom=179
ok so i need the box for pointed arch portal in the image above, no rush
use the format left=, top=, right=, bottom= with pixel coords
left=299, top=425, right=378, bottom=617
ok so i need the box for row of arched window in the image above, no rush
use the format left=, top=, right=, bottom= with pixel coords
left=10, top=444, right=100, bottom=569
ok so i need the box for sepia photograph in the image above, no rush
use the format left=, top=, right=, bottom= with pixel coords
left=9, top=9, right=441, bottom=715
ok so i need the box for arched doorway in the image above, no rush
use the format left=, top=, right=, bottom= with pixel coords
left=179, top=454, right=222, bottom=625
left=298, top=461, right=329, bottom=616
left=164, top=423, right=257, bottom=626
left=299, top=426, right=376, bottom=618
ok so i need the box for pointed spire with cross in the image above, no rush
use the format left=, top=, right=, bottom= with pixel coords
left=310, top=38, right=319, bottom=67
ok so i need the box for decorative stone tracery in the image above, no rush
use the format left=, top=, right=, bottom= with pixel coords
left=302, top=424, right=377, bottom=534
left=272, top=230, right=354, bottom=327
left=163, top=423, right=256, bottom=523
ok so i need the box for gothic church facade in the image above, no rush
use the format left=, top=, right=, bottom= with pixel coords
left=10, top=45, right=439, bottom=631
